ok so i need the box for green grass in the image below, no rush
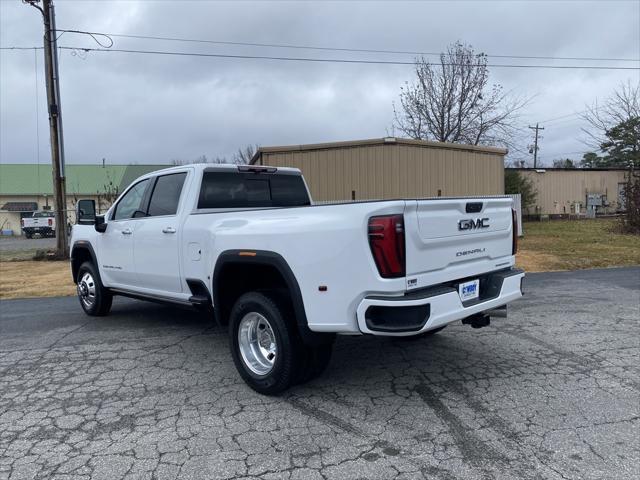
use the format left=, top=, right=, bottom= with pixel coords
left=518, top=218, right=640, bottom=271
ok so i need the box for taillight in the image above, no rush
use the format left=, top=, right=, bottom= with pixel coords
left=511, top=208, right=518, bottom=255
left=368, top=214, right=405, bottom=278
left=48, top=218, right=53, bottom=226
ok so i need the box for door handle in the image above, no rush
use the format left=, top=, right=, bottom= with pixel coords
left=162, top=227, right=176, bottom=234
left=122, top=228, right=132, bottom=235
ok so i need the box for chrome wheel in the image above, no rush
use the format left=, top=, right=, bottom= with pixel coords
left=238, top=312, right=277, bottom=376
left=77, top=271, right=96, bottom=309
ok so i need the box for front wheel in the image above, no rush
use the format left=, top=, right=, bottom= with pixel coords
left=76, top=261, right=112, bottom=316
left=229, top=292, right=304, bottom=395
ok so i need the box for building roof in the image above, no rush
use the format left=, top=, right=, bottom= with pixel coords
left=251, top=137, right=508, bottom=164
left=0, top=164, right=166, bottom=195
left=0, top=201, right=39, bottom=212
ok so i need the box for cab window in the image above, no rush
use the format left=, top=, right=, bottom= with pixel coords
left=112, top=179, right=150, bottom=220
left=147, top=173, right=187, bottom=217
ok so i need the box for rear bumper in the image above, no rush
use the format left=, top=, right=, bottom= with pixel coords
left=22, top=227, right=54, bottom=234
left=356, top=268, right=524, bottom=336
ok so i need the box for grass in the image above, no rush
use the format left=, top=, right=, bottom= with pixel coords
left=0, top=261, right=75, bottom=299
left=517, top=218, right=640, bottom=272
left=0, top=218, right=637, bottom=299
left=0, top=248, right=42, bottom=262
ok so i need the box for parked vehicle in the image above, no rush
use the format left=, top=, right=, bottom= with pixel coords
left=21, top=211, right=56, bottom=238
left=71, top=164, right=524, bottom=394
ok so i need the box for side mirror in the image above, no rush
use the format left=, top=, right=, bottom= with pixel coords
left=95, top=215, right=107, bottom=233
left=76, top=199, right=96, bottom=225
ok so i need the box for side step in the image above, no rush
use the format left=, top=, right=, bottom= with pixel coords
left=186, top=279, right=212, bottom=308
left=188, top=295, right=210, bottom=306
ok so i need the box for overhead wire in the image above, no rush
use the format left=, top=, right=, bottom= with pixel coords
left=57, top=29, right=640, bottom=63
left=51, top=46, right=640, bottom=70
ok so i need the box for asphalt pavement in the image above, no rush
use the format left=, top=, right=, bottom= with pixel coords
left=0, top=268, right=638, bottom=480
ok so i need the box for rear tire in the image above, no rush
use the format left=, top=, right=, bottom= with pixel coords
left=229, top=292, right=302, bottom=395
left=295, top=342, right=334, bottom=384
left=76, top=261, right=112, bottom=316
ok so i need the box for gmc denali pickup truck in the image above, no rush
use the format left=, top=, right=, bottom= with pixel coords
left=71, top=164, right=524, bottom=394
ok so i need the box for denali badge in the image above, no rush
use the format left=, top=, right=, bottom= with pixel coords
left=458, top=218, right=490, bottom=231
left=456, top=248, right=486, bottom=257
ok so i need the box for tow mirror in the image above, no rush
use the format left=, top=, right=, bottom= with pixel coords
left=95, top=215, right=107, bottom=233
left=76, top=199, right=96, bottom=225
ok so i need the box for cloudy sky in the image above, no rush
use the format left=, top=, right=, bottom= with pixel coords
left=1, top=0, right=639, bottom=167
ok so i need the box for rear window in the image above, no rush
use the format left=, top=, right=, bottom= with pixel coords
left=33, top=212, right=54, bottom=218
left=197, top=172, right=310, bottom=209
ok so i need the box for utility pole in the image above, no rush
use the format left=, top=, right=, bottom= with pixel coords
left=528, top=123, right=544, bottom=169
left=24, top=0, right=69, bottom=258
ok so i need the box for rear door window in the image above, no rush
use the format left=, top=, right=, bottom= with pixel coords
left=198, top=172, right=310, bottom=209
left=147, top=173, right=187, bottom=217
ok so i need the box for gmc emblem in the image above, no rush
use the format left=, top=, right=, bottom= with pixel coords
left=458, top=218, right=490, bottom=230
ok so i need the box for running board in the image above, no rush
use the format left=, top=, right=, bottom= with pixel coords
left=110, top=288, right=193, bottom=307
left=188, top=295, right=210, bottom=306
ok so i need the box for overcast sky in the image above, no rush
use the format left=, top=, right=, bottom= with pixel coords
left=1, top=0, right=639, bottom=167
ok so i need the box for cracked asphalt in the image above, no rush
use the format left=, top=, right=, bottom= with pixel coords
left=1, top=267, right=638, bottom=479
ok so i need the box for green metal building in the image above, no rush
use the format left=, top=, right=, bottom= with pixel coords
left=0, top=163, right=165, bottom=235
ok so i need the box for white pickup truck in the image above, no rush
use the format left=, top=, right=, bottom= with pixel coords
left=21, top=211, right=56, bottom=238
left=71, top=164, right=524, bottom=394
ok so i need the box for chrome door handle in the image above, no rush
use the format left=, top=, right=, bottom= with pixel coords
left=122, top=228, right=132, bottom=235
left=162, top=227, right=176, bottom=234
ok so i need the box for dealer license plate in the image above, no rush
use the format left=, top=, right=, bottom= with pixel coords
left=459, top=279, right=479, bottom=302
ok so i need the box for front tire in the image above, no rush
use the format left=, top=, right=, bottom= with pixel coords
left=229, top=292, right=302, bottom=395
left=76, top=261, right=112, bottom=316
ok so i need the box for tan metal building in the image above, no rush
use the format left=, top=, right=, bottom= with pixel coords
left=251, top=138, right=507, bottom=202
left=509, top=168, right=628, bottom=216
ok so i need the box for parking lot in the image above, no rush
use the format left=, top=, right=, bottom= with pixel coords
left=0, top=267, right=638, bottom=480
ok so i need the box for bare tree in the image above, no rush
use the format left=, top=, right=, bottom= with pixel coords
left=232, top=144, right=259, bottom=165
left=582, top=80, right=639, bottom=148
left=96, top=170, right=119, bottom=214
left=393, top=41, right=527, bottom=148
left=171, top=145, right=258, bottom=166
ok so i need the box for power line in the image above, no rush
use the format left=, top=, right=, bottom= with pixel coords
left=57, top=29, right=640, bottom=63
left=0, top=46, right=44, bottom=50
left=54, top=46, right=640, bottom=70
left=540, top=110, right=589, bottom=123
left=4, top=45, right=638, bottom=70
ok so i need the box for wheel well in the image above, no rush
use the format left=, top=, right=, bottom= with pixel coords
left=71, top=246, right=94, bottom=282
left=214, top=262, right=290, bottom=325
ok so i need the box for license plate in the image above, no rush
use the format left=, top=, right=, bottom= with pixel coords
left=459, top=279, right=479, bottom=301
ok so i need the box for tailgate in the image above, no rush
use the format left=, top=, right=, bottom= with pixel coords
left=404, top=197, right=514, bottom=283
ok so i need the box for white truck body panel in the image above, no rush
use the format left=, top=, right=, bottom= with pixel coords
left=71, top=163, right=523, bottom=337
